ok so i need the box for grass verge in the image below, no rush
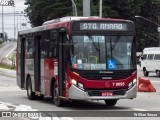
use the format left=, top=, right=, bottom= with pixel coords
left=0, top=64, right=16, bottom=70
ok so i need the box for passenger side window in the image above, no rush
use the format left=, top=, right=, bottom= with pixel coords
left=25, top=36, right=34, bottom=58
left=154, top=54, right=160, bottom=60
left=41, top=32, right=50, bottom=58
left=50, top=30, right=58, bottom=57
left=148, top=54, right=154, bottom=60
left=41, top=31, right=58, bottom=58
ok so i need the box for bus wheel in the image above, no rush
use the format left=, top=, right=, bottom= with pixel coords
left=27, top=77, right=35, bottom=100
left=53, top=82, right=65, bottom=107
left=104, top=100, right=117, bottom=106
left=143, top=69, right=149, bottom=76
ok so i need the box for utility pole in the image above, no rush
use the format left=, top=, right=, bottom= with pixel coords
left=72, top=1, right=74, bottom=16
left=71, top=0, right=77, bottom=16
left=158, top=16, right=160, bottom=47
left=1, top=0, right=15, bottom=40
left=2, top=5, right=4, bottom=36
left=16, top=11, right=18, bottom=36
left=14, top=6, right=15, bottom=40
left=83, top=0, right=90, bottom=17
left=99, top=0, right=102, bottom=18
left=19, top=12, right=23, bottom=31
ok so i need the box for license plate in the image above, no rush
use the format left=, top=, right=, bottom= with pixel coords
left=102, top=92, right=113, bottom=96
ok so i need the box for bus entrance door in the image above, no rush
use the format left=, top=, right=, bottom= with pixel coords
left=18, top=38, right=25, bottom=88
left=34, top=36, right=41, bottom=92
left=58, top=30, right=67, bottom=97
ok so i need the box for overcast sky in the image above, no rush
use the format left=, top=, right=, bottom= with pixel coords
left=0, top=0, right=30, bottom=38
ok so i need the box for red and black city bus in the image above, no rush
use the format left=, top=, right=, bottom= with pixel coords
left=17, top=16, right=137, bottom=107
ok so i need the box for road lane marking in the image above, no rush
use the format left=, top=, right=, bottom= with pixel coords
left=0, top=101, right=17, bottom=108
left=116, top=105, right=148, bottom=111
left=131, top=108, right=148, bottom=111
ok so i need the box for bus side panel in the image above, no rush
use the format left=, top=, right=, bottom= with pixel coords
left=25, top=59, right=35, bottom=91
left=40, top=59, right=45, bottom=94
left=43, top=58, right=57, bottom=96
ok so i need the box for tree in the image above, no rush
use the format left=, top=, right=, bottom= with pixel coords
left=25, top=0, right=72, bottom=27
left=134, top=0, right=160, bottom=51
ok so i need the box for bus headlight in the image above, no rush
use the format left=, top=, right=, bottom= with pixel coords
left=71, top=79, right=84, bottom=91
left=128, top=79, right=137, bottom=90
left=133, top=78, right=137, bottom=85
left=77, top=82, right=84, bottom=90
left=71, top=79, right=77, bottom=85
left=128, top=82, right=133, bottom=90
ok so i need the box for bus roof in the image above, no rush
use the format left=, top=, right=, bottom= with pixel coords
left=42, top=16, right=128, bottom=25
left=18, top=16, right=132, bottom=35
left=143, top=47, right=160, bottom=52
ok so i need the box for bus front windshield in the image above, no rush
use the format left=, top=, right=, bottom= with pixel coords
left=71, top=35, right=135, bottom=70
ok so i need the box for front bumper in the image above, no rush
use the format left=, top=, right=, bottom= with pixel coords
left=68, top=84, right=137, bottom=100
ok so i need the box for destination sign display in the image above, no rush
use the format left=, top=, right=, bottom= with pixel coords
left=80, top=23, right=128, bottom=31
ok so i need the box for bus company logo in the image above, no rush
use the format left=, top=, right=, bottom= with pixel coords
left=0, top=0, right=14, bottom=6
left=102, top=77, right=112, bottom=80
left=105, top=82, right=110, bottom=88
left=99, top=71, right=113, bottom=74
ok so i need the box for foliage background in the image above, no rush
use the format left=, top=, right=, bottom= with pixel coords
left=25, top=0, right=160, bottom=52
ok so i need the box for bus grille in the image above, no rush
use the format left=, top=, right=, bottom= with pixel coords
left=80, top=70, right=134, bottom=80
left=86, top=88, right=127, bottom=96
left=82, top=74, right=129, bottom=80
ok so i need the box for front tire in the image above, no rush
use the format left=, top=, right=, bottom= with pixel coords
left=105, top=100, right=117, bottom=106
left=53, top=82, right=65, bottom=107
left=36, top=95, right=44, bottom=100
left=27, top=77, right=35, bottom=100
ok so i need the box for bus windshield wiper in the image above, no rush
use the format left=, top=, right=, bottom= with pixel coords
left=109, top=34, right=121, bottom=59
left=86, top=33, right=101, bottom=62
left=112, top=34, right=121, bottom=50
left=86, top=33, right=100, bottom=52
